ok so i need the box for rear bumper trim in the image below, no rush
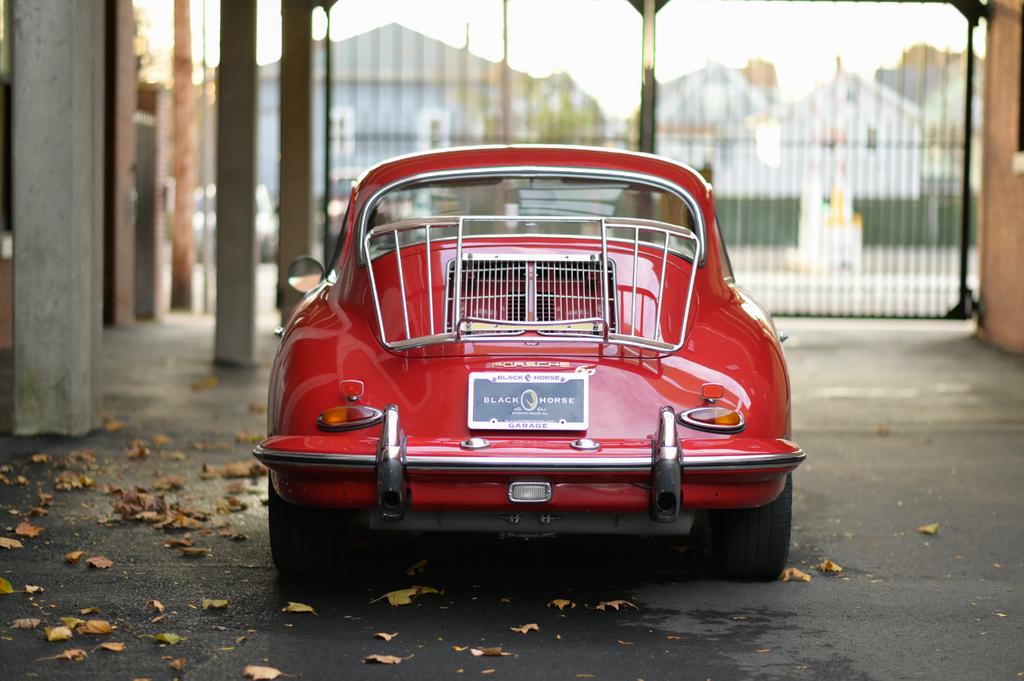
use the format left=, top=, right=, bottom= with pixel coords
left=254, top=445, right=804, bottom=473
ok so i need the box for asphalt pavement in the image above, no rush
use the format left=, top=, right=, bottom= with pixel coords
left=0, top=315, right=1021, bottom=681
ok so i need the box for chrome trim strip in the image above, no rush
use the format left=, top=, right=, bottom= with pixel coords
left=253, top=445, right=804, bottom=472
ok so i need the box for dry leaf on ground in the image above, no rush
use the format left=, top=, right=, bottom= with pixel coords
left=244, top=665, right=286, bottom=680
left=79, top=608, right=99, bottom=615
left=595, top=600, right=637, bottom=611
left=0, top=537, right=23, bottom=549
left=45, top=626, right=74, bottom=642
left=780, top=567, right=812, bottom=583
left=65, top=550, right=85, bottom=564
left=374, top=632, right=399, bottom=641
left=363, top=654, right=407, bottom=665
left=370, top=585, right=440, bottom=607
left=15, top=521, right=43, bottom=538
left=24, top=585, right=44, bottom=594
left=917, top=523, right=940, bottom=535
left=30, top=453, right=52, bottom=464
left=169, top=658, right=187, bottom=670
left=547, top=599, right=576, bottom=611
left=76, top=620, right=113, bottom=635
left=11, top=618, right=41, bottom=629
left=0, top=577, right=13, bottom=594
left=281, top=601, right=316, bottom=614
left=203, top=599, right=229, bottom=610
left=150, top=632, right=185, bottom=645
left=147, top=599, right=166, bottom=613
left=55, top=471, right=95, bottom=491
left=510, top=623, right=539, bottom=634
left=53, top=648, right=88, bottom=661
left=103, top=418, right=125, bottom=432
left=61, top=617, right=86, bottom=629
left=471, top=647, right=512, bottom=657
left=126, top=439, right=150, bottom=459
left=191, top=376, right=219, bottom=391
left=152, top=434, right=172, bottom=446
left=87, top=556, right=114, bottom=569
left=100, top=642, right=125, bottom=652
left=815, top=559, right=844, bottom=574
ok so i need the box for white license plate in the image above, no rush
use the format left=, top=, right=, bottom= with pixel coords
left=467, top=372, right=589, bottom=431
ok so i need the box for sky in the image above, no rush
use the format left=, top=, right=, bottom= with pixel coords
left=134, top=0, right=982, bottom=119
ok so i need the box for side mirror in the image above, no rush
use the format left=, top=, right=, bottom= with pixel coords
left=287, top=256, right=324, bottom=293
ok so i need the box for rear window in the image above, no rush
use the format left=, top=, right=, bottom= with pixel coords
left=363, top=174, right=700, bottom=261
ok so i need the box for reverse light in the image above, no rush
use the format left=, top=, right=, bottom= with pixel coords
left=316, top=404, right=384, bottom=432
left=677, top=406, right=745, bottom=434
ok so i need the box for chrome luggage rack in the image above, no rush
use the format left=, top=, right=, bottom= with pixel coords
left=362, top=215, right=701, bottom=353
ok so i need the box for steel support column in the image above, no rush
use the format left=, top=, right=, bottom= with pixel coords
left=638, top=0, right=657, bottom=153
left=948, top=16, right=978, bottom=319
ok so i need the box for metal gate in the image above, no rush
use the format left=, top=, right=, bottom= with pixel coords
left=305, top=0, right=979, bottom=318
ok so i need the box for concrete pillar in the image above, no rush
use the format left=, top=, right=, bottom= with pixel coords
left=214, top=0, right=258, bottom=366
left=103, top=0, right=137, bottom=325
left=278, top=0, right=315, bottom=322
left=12, top=0, right=106, bottom=434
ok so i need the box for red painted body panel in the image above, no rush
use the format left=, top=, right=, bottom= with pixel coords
left=260, top=146, right=799, bottom=523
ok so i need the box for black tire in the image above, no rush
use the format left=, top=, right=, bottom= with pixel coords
left=268, top=478, right=354, bottom=574
left=709, top=474, right=792, bottom=581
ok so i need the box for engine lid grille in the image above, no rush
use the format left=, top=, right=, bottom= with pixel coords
left=444, top=255, right=617, bottom=337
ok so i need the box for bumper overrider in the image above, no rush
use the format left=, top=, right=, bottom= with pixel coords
left=255, top=405, right=805, bottom=522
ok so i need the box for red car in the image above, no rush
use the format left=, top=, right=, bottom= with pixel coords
left=256, top=146, right=803, bottom=580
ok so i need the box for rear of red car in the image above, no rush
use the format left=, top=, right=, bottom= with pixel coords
left=255, top=146, right=803, bottom=579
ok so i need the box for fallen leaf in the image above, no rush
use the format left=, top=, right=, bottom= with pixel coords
left=595, top=600, right=637, bottom=611
left=45, top=626, right=74, bottom=642
left=55, top=471, right=95, bottom=491
left=11, top=618, right=41, bottom=629
left=126, top=439, right=151, bottom=459
left=150, top=632, right=184, bottom=645
left=917, top=523, right=940, bottom=535
left=169, top=658, right=187, bottom=670
left=26, top=506, right=48, bottom=517
left=54, top=648, right=88, bottom=661
left=0, top=537, right=23, bottom=549
left=153, top=475, right=185, bottom=491
left=281, top=602, right=316, bottom=615
left=15, top=521, right=43, bottom=538
left=76, top=620, right=113, bottom=635
left=0, top=577, right=13, bottom=594
left=87, top=556, right=114, bottom=569
left=374, top=632, right=399, bottom=641
left=24, top=584, right=44, bottom=594
left=510, top=623, right=539, bottom=634
left=103, top=418, right=125, bottom=432
left=202, top=599, right=229, bottom=610
left=482, top=670, right=496, bottom=675
left=248, top=403, right=267, bottom=414
left=30, top=453, right=52, bottom=464
left=547, top=598, right=576, bottom=611
left=38, top=491, right=54, bottom=506
left=994, top=611, right=1008, bottom=618
left=405, top=558, right=428, bottom=576
left=617, top=640, right=634, bottom=645
left=470, top=647, right=512, bottom=657
left=371, top=585, right=440, bottom=607
left=100, top=642, right=125, bottom=652
left=179, top=547, right=212, bottom=557
left=452, top=645, right=469, bottom=652
left=152, top=434, right=172, bottom=446
left=815, top=559, right=843, bottom=574
left=756, top=647, right=771, bottom=653
left=244, top=665, right=286, bottom=680
left=191, top=376, right=219, bottom=391
left=79, top=608, right=99, bottom=615
left=363, top=654, right=406, bottom=665
left=147, top=599, right=166, bottom=613
left=780, top=567, right=812, bottom=583
left=666, top=635, right=682, bottom=640
left=65, top=550, right=85, bottom=564
left=61, top=617, right=86, bottom=629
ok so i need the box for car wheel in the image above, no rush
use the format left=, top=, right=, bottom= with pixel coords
left=709, top=474, right=792, bottom=581
left=268, top=477, right=354, bottom=574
